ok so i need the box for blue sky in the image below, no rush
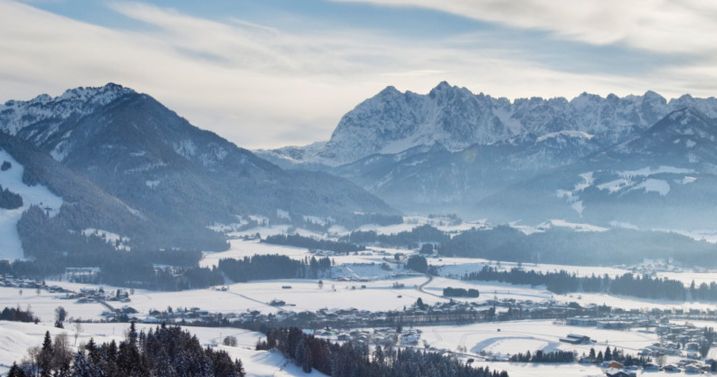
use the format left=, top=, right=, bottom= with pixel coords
left=2, top=0, right=716, bottom=148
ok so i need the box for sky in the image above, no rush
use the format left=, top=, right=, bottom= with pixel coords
left=1, top=0, right=717, bottom=149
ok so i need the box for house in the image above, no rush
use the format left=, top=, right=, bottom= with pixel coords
left=663, top=365, right=681, bottom=373
left=559, top=333, right=592, bottom=344
left=601, top=361, right=624, bottom=369
left=684, top=364, right=702, bottom=374
left=605, top=368, right=636, bottom=377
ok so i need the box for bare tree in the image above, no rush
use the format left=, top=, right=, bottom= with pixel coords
left=54, top=306, right=67, bottom=328
left=73, top=320, right=83, bottom=346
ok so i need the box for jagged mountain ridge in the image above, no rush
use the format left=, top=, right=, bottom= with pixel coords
left=0, top=83, right=399, bottom=259
left=260, top=82, right=717, bottom=166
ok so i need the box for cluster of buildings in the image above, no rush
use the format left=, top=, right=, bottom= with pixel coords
left=62, top=287, right=131, bottom=304
left=566, top=315, right=655, bottom=330
left=313, top=326, right=422, bottom=348
left=0, top=275, right=67, bottom=293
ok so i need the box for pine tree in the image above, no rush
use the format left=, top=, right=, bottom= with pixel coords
left=8, top=363, right=27, bottom=377
left=38, top=331, right=53, bottom=377
left=71, top=351, right=91, bottom=377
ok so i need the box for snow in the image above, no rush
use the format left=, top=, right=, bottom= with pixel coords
left=536, top=130, right=593, bottom=143
left=0, top=83, right=132, bottom=138
left=509, top=219, right=607, bottom=235
left=278, top=84, right=717, bottom=166
left=356, top=216, right=487, bottom=236
left=420, top=319, right=658, bottom=359
left=436, top=258, right=627, bottom=280
left=679, top=176, right=697, bottom=184
left=173, top=139, right=197, bottom=159
left=221, top=277, right=442, bottom=312
left=0, top=286, right=106, bottom=323
left=0, top=321, right=320, bottom=377
left=544, top=219, right=607, bottom=232
left=145, top=179, right=160, bottom=188
left=81, top=228, right=131, bottom=251
left=629, top=178, right=670, bottom=196
left=597, top=178, right=631, bottom=193
left=200, top=239, right=310, bottom=268
left=276, top=209, right=291, bottom=220
left=0, top=150, right=63, bottom=260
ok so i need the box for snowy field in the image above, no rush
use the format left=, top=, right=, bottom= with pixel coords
left=435, top=258, right=630, bottom=279
left=0, top=286, right=106, bottom=323
left=200, top=238, right=312, bottom=268
left=0, top=320, right=320, bottom=377
left=419, top=320, right=702, bottom=377
left=419, top=320, right=657, bottom=356
left=5, top=272, right=717, bottom=328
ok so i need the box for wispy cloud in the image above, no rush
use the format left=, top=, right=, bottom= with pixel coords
left=337, top=0, right=717, bottom=55
left=0, top=1, right=715, bottom=149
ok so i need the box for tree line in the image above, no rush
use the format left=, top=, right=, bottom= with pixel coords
left=342, top=225, right=449, bottom=248
left=263, top=234, right=364, bottom=253
left=218, top=255, right=332, bottom=282
left=462, top=266, right=715, bottom=301
left=443, top=287, right=480, bottom=298
left=509, top=350, right=574, bottom=363
left=0, top=184, right=23, bottom=209
left=2, top=253, right=332, bottom=291
left=582, top=346, right=651, bottom=366
left=257, top=327, right=508, bottom=377
left=0, top=306, right=39, bottom=323
left=7, top=323, right=245, bottom=377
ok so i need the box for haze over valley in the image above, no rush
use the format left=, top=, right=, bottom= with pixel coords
left=2, top=2, right=717, bottom=377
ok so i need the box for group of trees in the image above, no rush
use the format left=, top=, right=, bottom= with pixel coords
left=509, top=350, right=575, bottom=363
left=442, top=287, right=480, bottom=298
left=583, top=347, right=651, bottom=366
left=0, top=306, right=38, bottom=323
left=440, top=226, right=717, bottom=267
left=463, top=266, right=713, bottom=302
left=343, top=225, right=449, bottom=248
left=406, top=255, right=429, bottom=273
left=8, top=323, right=245, bottom=377
left=0, top=184, right=23, bottom=209
left=218, top=255, right=332, bottom=282
left=1, top=252, right=332, bottom=291
left=120, top=254, right=333, bottom=290
left=509, top=347, right=651, bottom=366
left=264, top=234, right=364, bottom=253
left=257, top=327, right=508, bottom=377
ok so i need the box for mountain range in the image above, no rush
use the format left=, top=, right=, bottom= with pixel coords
left=0, top=84, right=399, bottom=260
left=259, top=82, right=717, bottom=229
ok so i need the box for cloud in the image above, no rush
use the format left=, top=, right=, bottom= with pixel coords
left=0, top=1, right=715, bottom=149
left=336, top=0, right=717, bottom=55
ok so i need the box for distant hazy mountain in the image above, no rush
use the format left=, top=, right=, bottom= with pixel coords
left=0, top=84, right=398, bottom=259
left=331, top=131, right=603, bottom=213
left=260, top=82, right=717, bottom=167
left=478, top=107, right=717, bottom=229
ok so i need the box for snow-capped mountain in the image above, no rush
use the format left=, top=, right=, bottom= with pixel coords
left=261, top=82, right=717, bottom=167
left=258, top=82, right=717, bottom=229
left=0, top=83, right=133, bottom=160
left=0, top=84, right=399, bottom=259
